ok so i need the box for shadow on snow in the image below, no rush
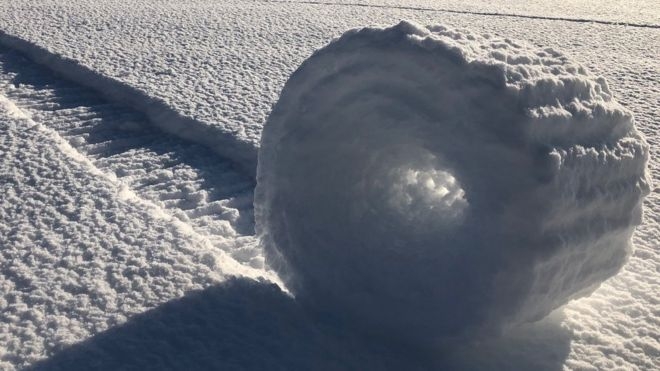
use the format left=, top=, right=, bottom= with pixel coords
left=30, top=277, right=573, bottom=371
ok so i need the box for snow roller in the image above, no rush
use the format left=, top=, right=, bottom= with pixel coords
left=255, top=21, right=651, bottom=341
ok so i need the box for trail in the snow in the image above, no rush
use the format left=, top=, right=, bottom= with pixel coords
left=0, top=46, right=264, bottom=269
left=262, top=0, right=660, bottom=29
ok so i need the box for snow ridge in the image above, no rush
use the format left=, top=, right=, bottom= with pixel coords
left=0, top=31, right=258, bottom=175
left=0, top=46, right=270, bottom=271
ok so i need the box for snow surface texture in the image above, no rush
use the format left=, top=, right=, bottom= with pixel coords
left=0, top=44, right=586, bottom=371
left=0, top=48, right=270, bottom=369
left=255, top=21, right=651, bottom=341
left=0, top=0, right=656, bottom=174
left=0, top=46, right=263, bottom=269
left=275, top=0, right=660, bottom=27
left=0, top=0, right=659, bottom=369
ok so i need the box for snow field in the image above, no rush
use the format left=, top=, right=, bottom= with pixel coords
left=0, top=47, right=270, bottom=369
left=273, top=0, right=660, bottom=27
left=0, top=0, right=657, bottom=369
left=0, top=47, right=264, bottom=268
left=1, top=0, right=657, bottom=173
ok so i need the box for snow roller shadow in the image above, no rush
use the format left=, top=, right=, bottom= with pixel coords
left=0, top=46, right=255, bottom=235
left=29, top=277, right=573, bottom=371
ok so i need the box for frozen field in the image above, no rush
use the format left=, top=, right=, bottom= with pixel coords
left=1, top=0, right=658, bottom=171
left=280, top=0, right=659, bottom=26
left=0, top=0, right=658, bottom=369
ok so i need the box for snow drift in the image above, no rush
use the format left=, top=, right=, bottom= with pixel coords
left=254, top=21, right=651, bottom=341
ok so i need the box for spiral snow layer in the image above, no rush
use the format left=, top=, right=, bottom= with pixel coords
left=255, top=21, right=651, bottom=341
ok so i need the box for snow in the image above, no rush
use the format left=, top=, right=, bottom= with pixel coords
left=0, top=0, right=658, bottom=369
left=0, top=93, right=265, bottom=369
left=0, top=47, right=272, bottom=369
left=0, top=46, right=264, bottom=269
left=255, top=21, right=651, bottom=342
left=279, top=0, right=660, bottom=27
left=0, top=0, right=657, bottom=173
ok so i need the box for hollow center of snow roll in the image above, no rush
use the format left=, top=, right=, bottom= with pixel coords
left=370, top=151, right=468, bottom=230
left=390, top=166, right=466, bottom=219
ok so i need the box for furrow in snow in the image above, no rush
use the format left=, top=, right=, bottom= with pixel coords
left=0, top=31, right=258, bottom=175
left=0, top=46, right=266, bottom=271
left=262, top=0, right=660, bottom=29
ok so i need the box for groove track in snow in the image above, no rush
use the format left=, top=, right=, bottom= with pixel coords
left=262, top=0, right=660, bottom=29
left=0, top=46, right=264, bottom=269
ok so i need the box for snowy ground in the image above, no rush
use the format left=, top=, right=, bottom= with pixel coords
left=0, top=0, right=658, bottom=370
left=275, top=0, right=659, bottom=26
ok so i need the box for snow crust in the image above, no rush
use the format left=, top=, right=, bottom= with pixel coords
left=255, top=21, right=651, bottom=340
left=0, top=1, right=659, bottom=369
left=0, top=91, right=265, bottom=369
left=280, top=0, right=660, bottom=27
left=0, top=0, right=656, bottom=174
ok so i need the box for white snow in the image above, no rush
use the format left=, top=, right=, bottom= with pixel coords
left=278, top=0, right=660, bottom=26
left=255, top=21, right=651, bottom=341
left=0, top=0, right=657, bottom=173
left=0, top=0, right=658, bottom=369
left=0, top=93, right=266, bottom=369
left=0, top=47, right=265, bottom=269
